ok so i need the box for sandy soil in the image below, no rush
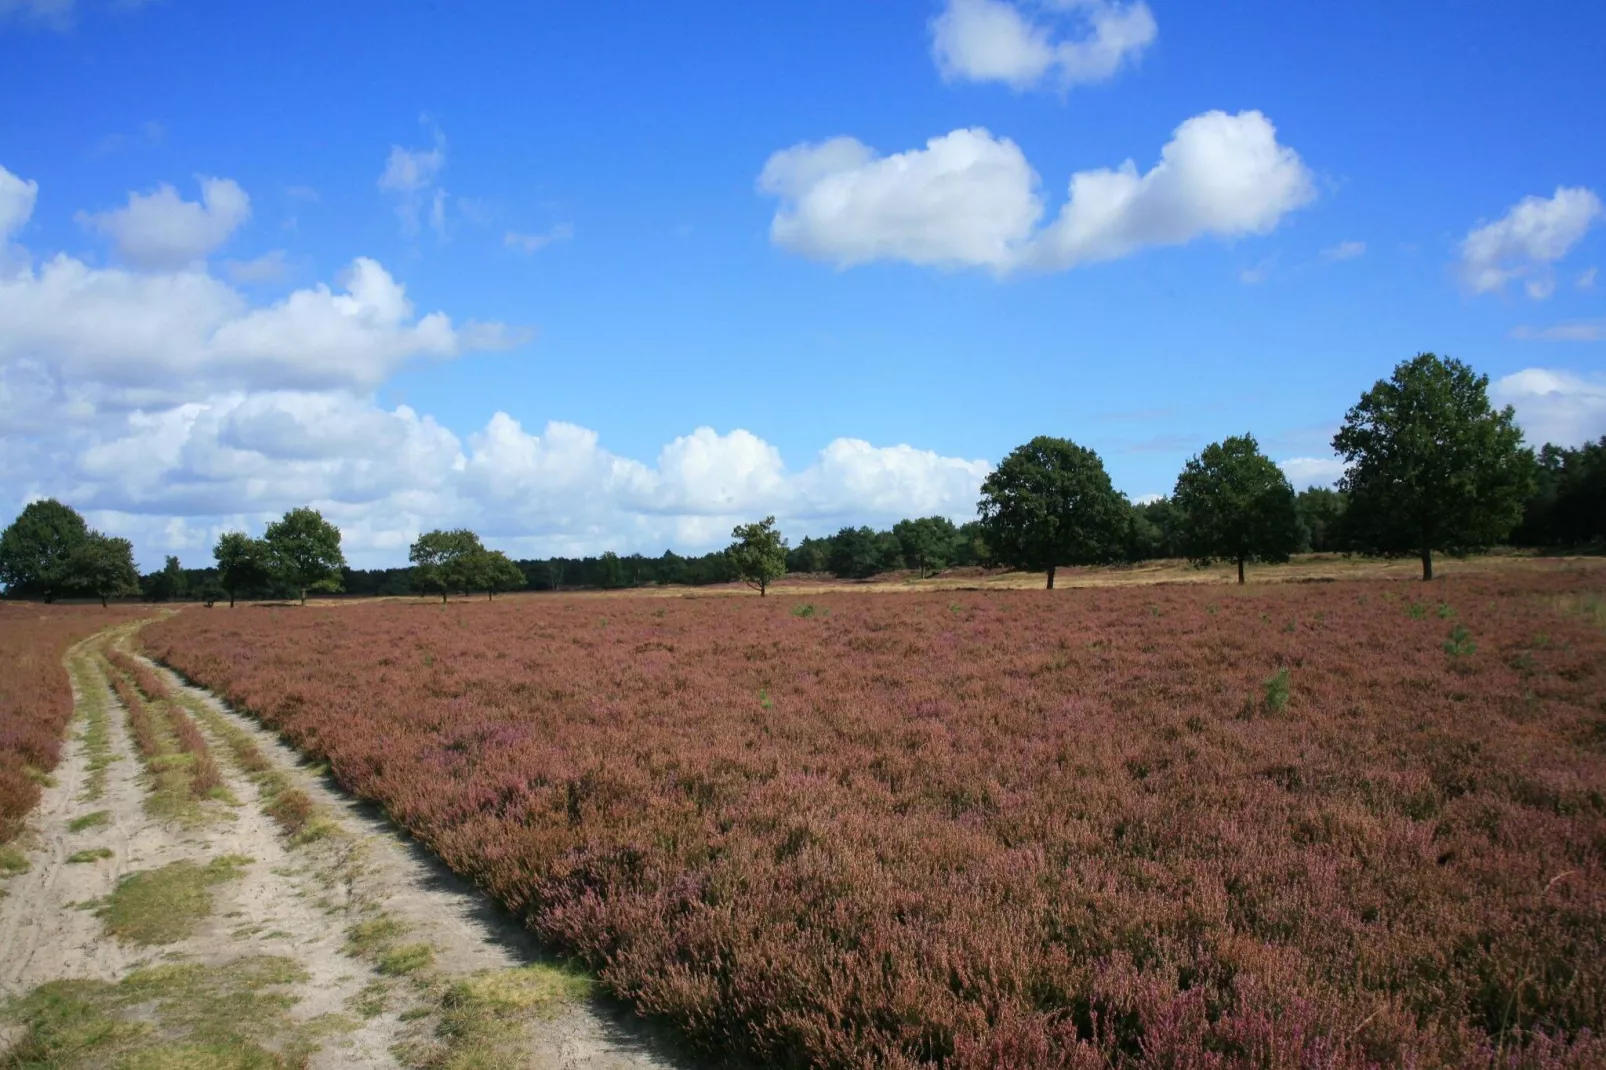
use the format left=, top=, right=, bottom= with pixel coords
left=0, top=626, right=701, bottom=1069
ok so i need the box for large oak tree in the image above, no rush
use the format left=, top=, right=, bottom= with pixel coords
left=1173, top=434, right=1300, bottom=584
left=977, top=436, right=1128, bottom=589
left=1333, top=353, right=1534, bottom=580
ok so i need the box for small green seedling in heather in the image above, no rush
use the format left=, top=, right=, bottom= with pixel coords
left=1263, top=668, right=1291, bottom=713
left=1444, top=624, right=1476, bottom=658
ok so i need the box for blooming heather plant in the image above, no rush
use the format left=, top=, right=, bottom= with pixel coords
left=144, top=568, right=1606, bottom=1068
left=0, top=603, right=141, bottom=843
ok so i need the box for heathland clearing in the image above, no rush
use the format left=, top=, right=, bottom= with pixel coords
left=140, top=561, right=1606, bottom=1067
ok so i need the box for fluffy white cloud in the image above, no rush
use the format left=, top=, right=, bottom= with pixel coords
left=1460, top=187, right=1602, bottom=297
left=760, top=111, right=1313, bottom=273
left=379, top=117, right=448, bottom=237
left=0, top=252, right=506, bottom=411
left=0, top=164, right=37, bottom=241
left=1278, top=455, right=1345, bottom=489
left=1029, top=110, right=1315, bottom=269
left=1492, top=368, right=1606, bottom=448
left=1322, top=240, right=1365, bottom=261
left=77, top=176, right=251, bottom=268
left=759, top=129, right=1041, bottom=270
left=931, top=0, right=1156, bottom=90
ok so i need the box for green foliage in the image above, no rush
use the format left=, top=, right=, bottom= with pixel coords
left=1263, top=668, right=1291, bottom=712
left=1513, top=437, right=1606, bottom=548
left=459, top=548, right=526, bottom=600
left=262, top=507, right=346, bottom=604
left=65, top=534, right=141, bottom=607
left=892, top=516, right=959, bottom=578
left=0, top=498, right=89, bottom=600
left=1444, top=623, right=1476, bottom=658
left=145, top=554, right=189, bottom=603
left=1334, top=353, right=1536, bottom=580
left=1173, top=434, right=1300, bottom=583
left=828, top=526, right=891, bottom=580
left=213, top=531, right=273, bottom=607
left=409, top=528, right=485, bottom=601
left=1126, top=496, right=1185, bottom=560
left=1295, top=487, right=1348, bottom=552
left=727, top=516, right=788, bottom=596
left=977, top=436, right=1128, bottom=588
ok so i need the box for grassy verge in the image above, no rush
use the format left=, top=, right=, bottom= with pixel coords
left=67, top=847, right=114, bottom=864
left=67, top=809, right=110, bottom=833
left=94, top=855, right=252, bottom=945
left=0, top=955, right=343, bottom=1068
left=105, top=655, right=231, bottom=817
left=67, top=652, right=115, bottom=803
left=172, top=689, right=334, bottom=844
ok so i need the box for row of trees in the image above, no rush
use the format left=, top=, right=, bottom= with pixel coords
left=724, top=354, right=1559, bottom=590
left=3, top=355, right=1597, bottom=603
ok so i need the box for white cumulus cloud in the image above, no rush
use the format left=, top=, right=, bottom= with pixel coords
left=1492, top=368, right=1606, bottom=448
left=760, top=110, right=1314, bottom=274
left=1278, top=456, right=1346, bottom=489
left=77, top=176, right=251, bottom=268
left=0, top=164, right=38, bottom=241
left=379, top=116, right=448, bottom=238
left=1459, top=187, right=1602, bottom=298
left=931, top=0, right=1157, bottom=90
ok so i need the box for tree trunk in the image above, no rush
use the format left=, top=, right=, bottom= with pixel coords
left=100, top=594, right=108, bottom=608
left=1420, top=546, right=1433, bottom=582
left=299, top=588, right=307, bottom=606
left=229, top=592, right=236, bottom=608
left=486, top=589, right=493, bottom=601
left=1046, top=566, right=1056, bottom=590
left=441, top=591, right=448, bottom=604
left=760, top=579, right=767, bottom=597
left=1237, top=555, right=1245, bottom=585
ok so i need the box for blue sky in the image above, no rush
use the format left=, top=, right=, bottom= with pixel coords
left=1, top=0, right=1603, bottom=568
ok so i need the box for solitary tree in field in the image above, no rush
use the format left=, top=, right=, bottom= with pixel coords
left=1173, top=434, right=1300, bottom=584
left=893, top=516, right=958, bottom=578
left=727, top=516, right=788, bottom=596
left=409, top=528, right=484, bottom=602
left=148, top=555, right=188, bottom=602
left=264, top=507, right=347, bottom=604
left=0, top=499, right=90, bottom=601
left=459, top=548, right=526, bottom=600
left=1334, top=353, right=1535, bottom=580
left=65, top=534, right=141, bottom=607
left=214, top=531, right=273, bottom=608
left=977, top=436, right=1128, bottom=589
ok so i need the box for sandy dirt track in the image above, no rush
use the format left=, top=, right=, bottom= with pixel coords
left=0, top=624, right=700, bottom=1069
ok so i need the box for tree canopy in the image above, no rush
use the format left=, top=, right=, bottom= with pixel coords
left=214, top=532, right=274, bottom=607
left=893, top=516, right=959, bottom=579
left=727, top=516, right=788, bottom=596
left=459, top=548, right=525, bottom=600
left=1173, top=434, right=1300, bottom=584
left=1333, top=353, right=1534, bottom=580
left=409, top=528, right=485, bottom=602
left=264, top=507, right=347, bottom=604
left=0, top=499, right=90, bottom=601
left=977, top=436, right=1128, bottom=589
left=66, top=534, right=141, bottom=607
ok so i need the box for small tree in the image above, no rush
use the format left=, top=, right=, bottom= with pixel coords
left=828, top=526, right=883, bottom=580
left=977, top=436, right=1128, bottom=589
left=1334, top=353, right=1535, bottom=580
left=263, top=507, right=347, bottom=605
left=65, top=534, right=140, bottom=607
left=1173, top=434, right=1301, bottom=584
left=459, top=549, right=526, bottom=600
left=893, top=516, right=958, bottom=578
left=409, top=528, right=484, bottom=603
left=147, top=555, right=189, bottom=602
left=214, top=531, right=273, bottom=608
left=727, top=516, right=788, bottom=596
left=0, top=499, right=90, bottom=601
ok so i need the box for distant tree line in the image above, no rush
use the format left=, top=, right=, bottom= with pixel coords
left=4, top=354, right=1602, bottom=604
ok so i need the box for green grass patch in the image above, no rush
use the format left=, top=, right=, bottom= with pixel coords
left=345, top=915, right=408, bottom=957
left=431, top=963, right=595, bottom=1069
left=377, top=943, right=434, bottom=976
left=0, top=955, right=330, bottom=1068
left=94, top=856, right=252, bottom=945
left=68, top=810, right=111, bottom=833
left=68, top=847, right=114, bottom=864
left=71, top=654, right=115, bottom=802
left=0, top=845, right=29, bottom=878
